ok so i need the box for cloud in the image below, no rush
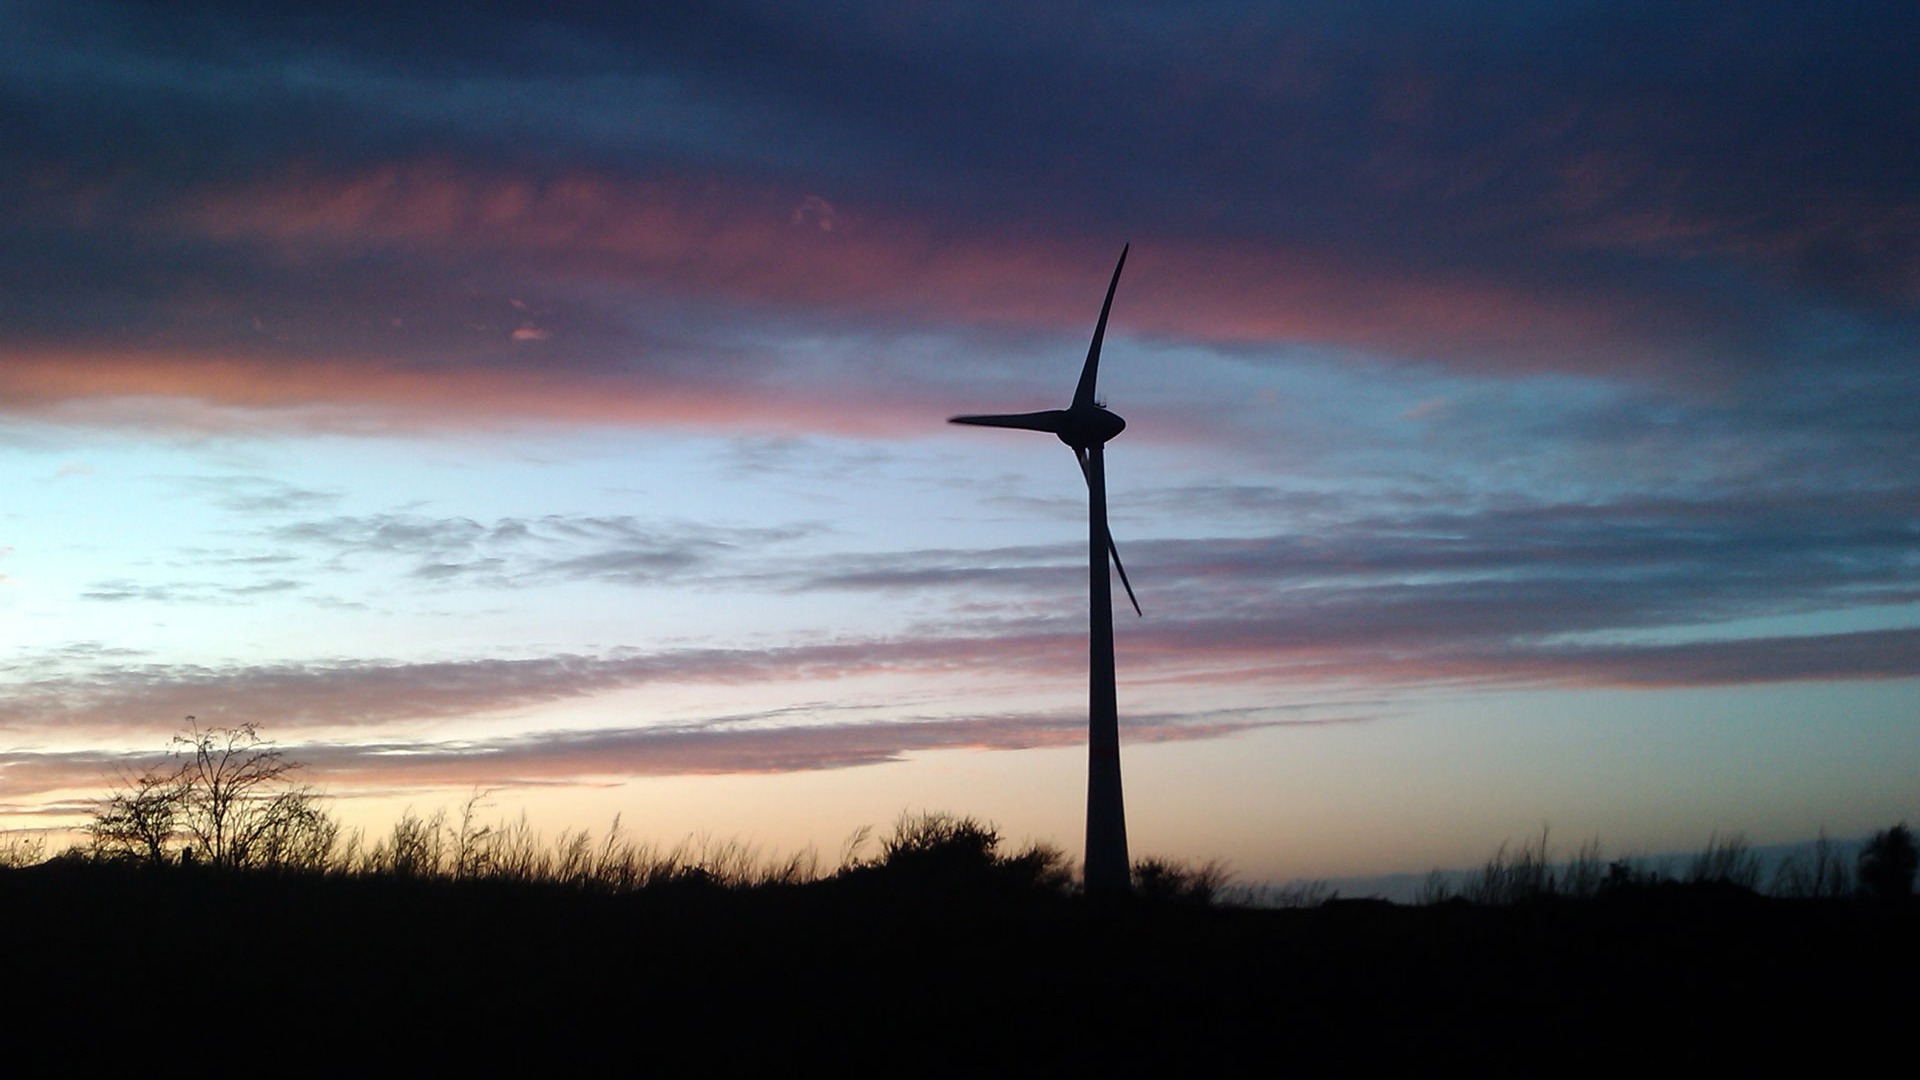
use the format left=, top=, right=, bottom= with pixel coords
left=176, top=475, right=341, bottom=515
left=60, top=509, right=821, bottom=606
left=0, top=705, right=1299, bottom=805
left=2, top=2, right=1914, bottom=440
left=265, top=512, right=813, bottom=587
left=4, top=617, right=1908, bottom=808
left=80, top=578, right=303, bottom=604
left=0, top=638, right=1074, bottom=734
left=299, top=708, right=1285, bottom=786
left=790, top=194, right=839, bottom=232
left=743, top=484, right=1920, bottom=689
left=8, top=593, right=1915, bottom=748
left=779, top=485, right=1920, bottom=616
left=1488, top=628, right=1920, bottom=689
left=760, top=542, right=1077, bottom=595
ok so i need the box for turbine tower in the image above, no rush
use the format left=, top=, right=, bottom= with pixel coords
left=951, top=244, right=1140, bottom=898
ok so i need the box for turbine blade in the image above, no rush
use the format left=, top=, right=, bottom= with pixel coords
left=949, top=410, right=1069, bottom=433
left=1109, top=533, right=1142, bottom=618
left=1072, top=244, right=1130, bottom=410
left=1076, top=447, right=1142, bottom=617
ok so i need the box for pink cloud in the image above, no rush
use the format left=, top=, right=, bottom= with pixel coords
left=159, top=160, right=1663, bottom=365
left=0, top=349, right=929, bottom=437
left=0, top=711, right=1286, bottom=808
left=2, top=154, right=1774, bottom=439
left=0, top=636, right=1084, bottom=735
left=7, top=619, right=1911, bottom=750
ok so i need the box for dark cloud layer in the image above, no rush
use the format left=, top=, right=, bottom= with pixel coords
left=776, top=486, right=1920, bottom=668
left=3, top=0, right=1914, bottom=423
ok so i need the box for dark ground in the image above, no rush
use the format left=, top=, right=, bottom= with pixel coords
left=5, top=861, right=1912, bottom=1073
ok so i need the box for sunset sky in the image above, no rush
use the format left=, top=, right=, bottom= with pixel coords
left=3, top=2, right=1916, bottom=885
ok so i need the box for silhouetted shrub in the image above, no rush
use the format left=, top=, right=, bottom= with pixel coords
left=1263, top=878, right=1335, bottom=909
left=997, top=840, right=1075, bottom=893
left=878, top=812, right=1000, bottom=871
left=829, top=812, right=1074, bottom=904
left=1771, top=829, right=1853, bottom=899
left=1561, top=837, right=1606, bottom=899
left=1467, top=828, right=1555, bottom=904
left=861, top=812, right=1005, bottom=893
left=377, top=809, right=446, bottom=878
left=1417, top=869, right=1459, bottom=905
left=1687, top=831, right=1761, bottom=890
left=1132, top=856, right=1230, bottom=906
left=252, top=788, right=340, bottom=870
left=1858, top=823, right=1917, bottom=900
left=1599, top=857, right=1669, bottom=893
left=0, top=831, right=44, bottom=868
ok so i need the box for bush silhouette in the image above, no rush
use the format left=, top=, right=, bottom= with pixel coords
left=833, top=812, right=1073, bottom=905
left=877, top=811, right=1001, bottom=877
left=1131, top=856, right=1229, bottom=905
left=1858, top=823, right=1917, bottom=900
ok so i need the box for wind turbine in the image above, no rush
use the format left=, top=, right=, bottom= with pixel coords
left=950, top=244, right=1139, bottom=898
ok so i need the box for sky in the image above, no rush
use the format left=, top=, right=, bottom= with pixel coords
left=2, top=1, right=1916, bottom=885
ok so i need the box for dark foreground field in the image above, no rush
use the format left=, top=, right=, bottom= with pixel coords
left=5, top=860, right=1913, bottom=1073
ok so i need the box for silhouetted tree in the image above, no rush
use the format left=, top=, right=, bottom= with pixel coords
left=1858, top=823, right=1917, bottom=900
left=88, top=719, right=336, bottom=869
left=172, top=721, right=311, bottom=867
left=88, top=767, right=186, bottom=863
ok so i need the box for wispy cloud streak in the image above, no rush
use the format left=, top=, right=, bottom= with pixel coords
left=0, top=707, right=1297, bottom=805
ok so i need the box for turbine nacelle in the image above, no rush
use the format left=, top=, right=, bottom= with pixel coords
left=1058, top=403, right=1127, bottom=450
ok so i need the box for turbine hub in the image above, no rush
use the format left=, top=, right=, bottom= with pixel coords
left=1054, top=404, right=1126, bottom=450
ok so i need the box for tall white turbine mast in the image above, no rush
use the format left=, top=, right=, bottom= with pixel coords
left=951, top=245, right=1140, bottom=898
